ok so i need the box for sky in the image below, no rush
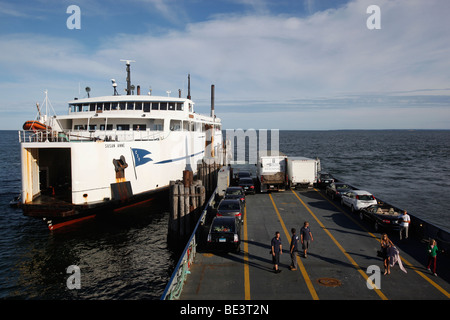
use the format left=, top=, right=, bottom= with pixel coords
left=0, top=0, right=449, bottom=130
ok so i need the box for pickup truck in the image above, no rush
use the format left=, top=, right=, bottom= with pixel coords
left=257, top=151, right=287, bottom=193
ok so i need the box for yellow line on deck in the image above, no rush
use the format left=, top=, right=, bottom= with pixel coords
left=269, top=193, right=319, bottom=300
left=243, top=205, right=251, bottom=300
left=314, top=188, right=450, bottom=299
left=291, top=189, right=389, bottom=300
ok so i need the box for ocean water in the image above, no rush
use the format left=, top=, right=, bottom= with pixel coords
left=277, top=130, right=450, bottom=233
left=0, top=129, right=449, bottom=299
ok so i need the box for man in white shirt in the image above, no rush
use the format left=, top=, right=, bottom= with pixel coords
left=399, top=210, right=410, bottom=240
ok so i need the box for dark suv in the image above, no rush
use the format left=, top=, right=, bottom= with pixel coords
left=207, top=216, right=241, bottom=253
left=316, top=172, right=334, bottom=188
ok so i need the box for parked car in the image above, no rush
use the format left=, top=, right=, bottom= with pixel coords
left=340, top=190, right=377, bottom=213
left=234, top=171, right=251, bottom=185
left=237, top=171, right=251, bottom=179
left=359, top=204, right=403, bottom=232
left=217, top=198, right=244, bottom=222
left=326, top=182, right=355, bottom=200
left=238, top=177, right=255, bottom=195
left=316, top=172, right=334, bottom=188
left=224, top=186, right=246, bottom=206
left=207, top=216, right=241, bottom=253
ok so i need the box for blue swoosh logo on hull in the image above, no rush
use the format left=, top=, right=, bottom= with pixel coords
left=155, top=150, right=205, bottom=164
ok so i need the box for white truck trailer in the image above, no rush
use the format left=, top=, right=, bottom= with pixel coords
left=287, top=157, right=321, bottom=189
left=257, top=151, right=287, bottom=193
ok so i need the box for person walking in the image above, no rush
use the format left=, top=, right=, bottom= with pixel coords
left=399, top=210, right=410, bottom=240
left=271, top=231, right=282, bottom=273
left=381, top=233, right=394, bottom=275
left=300, top=221, right=313, bottom=258
left=289, top=228, right=299, bottom=270
left=427, top=239, right=438, bottom=276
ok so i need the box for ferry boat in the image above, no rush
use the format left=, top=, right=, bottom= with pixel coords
left=18, top=61, right=222, bottom=230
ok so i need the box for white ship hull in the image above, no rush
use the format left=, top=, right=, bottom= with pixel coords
left=20, top=129, right=222, bottom=229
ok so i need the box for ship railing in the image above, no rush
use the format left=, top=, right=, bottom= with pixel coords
left=18, top=129, right=168, bottom=143
left=18, top=130, right=69, bottom=143
left=160, top=185, right=219, bottom=300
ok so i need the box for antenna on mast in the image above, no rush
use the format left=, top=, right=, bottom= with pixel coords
left=120, top=59, right=135, bottom=95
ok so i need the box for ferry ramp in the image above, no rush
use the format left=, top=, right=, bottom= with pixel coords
left=179, top=188, right=450, bottom=300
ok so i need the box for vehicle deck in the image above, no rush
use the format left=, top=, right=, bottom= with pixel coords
left=179, top=188, right=450, bottom=300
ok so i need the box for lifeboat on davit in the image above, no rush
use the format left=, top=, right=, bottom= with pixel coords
left=22, top=120, right=51, bottom=131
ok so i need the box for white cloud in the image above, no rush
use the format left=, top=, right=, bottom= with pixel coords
left=1, top=0, right=449, bottom=130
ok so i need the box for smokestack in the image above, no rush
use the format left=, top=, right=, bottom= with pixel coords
left=211, top=84, right=215, bottom=119
left=187, top=74, right=191, bottom=100
left=178, top=89, right=182, bottom=98
left=126, top=62, right=131, bottom=95
left=137, top=85, right=140, bottom=95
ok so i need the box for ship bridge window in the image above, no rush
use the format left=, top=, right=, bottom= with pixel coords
left=70, top=104, right=81, bottom=112
left=104, top=103, right=111, bottom=111
left=119, top=102, right=126, bottom=110
left=144, top=102, right=151, bottom=112
left=127, top=102, right=134, bottom=110
left=176, top=103, right=184, bottom=111
left=74, top=124, right=87, bottom=130
left=135, top=102, right=142, bottom=110
left=160, top=102, right=167, bottom=110
left=168, top=102, right=175, bottom=110
left=151, top=102, right=158, bottom=110
left=90, top=104, right=96, bottom=112
left=117, top=124, right=130, bottom=131
left=82, top=104, right=89, bottom=112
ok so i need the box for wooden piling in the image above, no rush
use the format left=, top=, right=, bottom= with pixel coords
left=168, top=170, right=208, bottom=246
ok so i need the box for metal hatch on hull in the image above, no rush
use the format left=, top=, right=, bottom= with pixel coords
left=21, top=147, right=73, bottom=217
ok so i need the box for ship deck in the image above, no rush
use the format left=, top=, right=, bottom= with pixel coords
left=179, top=188, right=450, bottom=301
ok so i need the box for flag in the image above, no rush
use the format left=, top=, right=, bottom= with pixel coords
left=131, top=148, right=152, bottom=167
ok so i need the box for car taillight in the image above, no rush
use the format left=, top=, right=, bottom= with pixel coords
left=250, top=185, right=254, bottom=189
left=240, top=197, right=245, bottom=201
left=217, top=213, right=222, bottom=216
left=236, top=212, right=242, bottom=217
left=356, top=195, right=360, bottom=200
left=382, top=220, right=391, bottom=224
left=234, top=234, right=239, bottom=242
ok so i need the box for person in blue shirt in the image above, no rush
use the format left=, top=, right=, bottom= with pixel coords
left=290, top=228, right=299, bottom=270
left=271, top=231, right=282, bottom=273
